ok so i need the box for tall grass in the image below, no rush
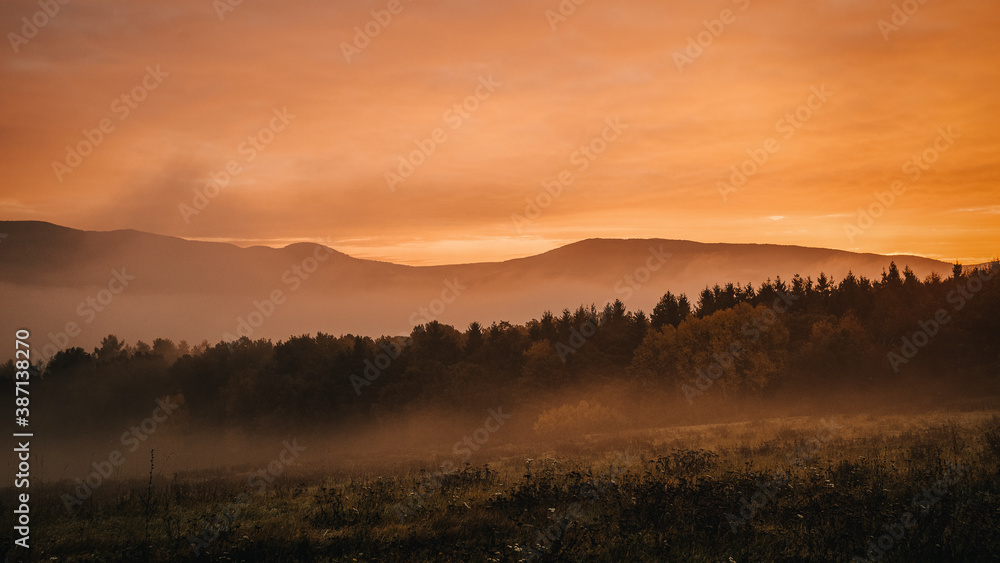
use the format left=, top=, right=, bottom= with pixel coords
left=5, top=411, right=1000, bottom=562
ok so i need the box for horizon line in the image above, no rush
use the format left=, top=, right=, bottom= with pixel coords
left=3, top=219, right=990, bottom=268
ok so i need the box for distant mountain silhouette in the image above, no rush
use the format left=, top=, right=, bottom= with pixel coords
left=0, top=221, right=954, bottom=360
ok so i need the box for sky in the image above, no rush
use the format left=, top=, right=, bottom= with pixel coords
left=1, top=0, right=997, bottom=266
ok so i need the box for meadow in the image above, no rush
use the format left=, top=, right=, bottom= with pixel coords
left=9, top=406, right=1000, bottom=562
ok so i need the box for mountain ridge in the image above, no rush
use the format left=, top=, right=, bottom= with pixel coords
left=0, top=220, right=958, bottom=359
left=0, top=220, right=955, bottom=270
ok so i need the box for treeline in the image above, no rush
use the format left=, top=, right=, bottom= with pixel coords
left=4, top=261, right=999, bottom=433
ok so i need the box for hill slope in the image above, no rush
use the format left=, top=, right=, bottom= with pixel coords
left=0, top=221, right=952, bottom=359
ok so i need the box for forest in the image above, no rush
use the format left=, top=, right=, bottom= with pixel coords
left=6, top=261, right=998, bottom=436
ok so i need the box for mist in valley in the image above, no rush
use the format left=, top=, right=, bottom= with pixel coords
left=3, top=258, right=999, bottom=561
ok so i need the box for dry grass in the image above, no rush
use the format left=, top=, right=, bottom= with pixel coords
left=5, top=408, right=1000, bottom=561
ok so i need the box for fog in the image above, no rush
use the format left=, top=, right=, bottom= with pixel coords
left=19, top=370, right=996, bottom=490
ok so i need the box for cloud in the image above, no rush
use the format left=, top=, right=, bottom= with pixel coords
left=1, top=0, right=998, bottom=264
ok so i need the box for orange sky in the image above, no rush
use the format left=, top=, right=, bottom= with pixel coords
left=1, top=0, right=997, bottom=265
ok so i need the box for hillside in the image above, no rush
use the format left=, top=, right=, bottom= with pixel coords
left=0, top=221, right=953, bottom=358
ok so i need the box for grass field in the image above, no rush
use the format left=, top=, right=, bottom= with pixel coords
left=6, top=407, right=1000, bottom=562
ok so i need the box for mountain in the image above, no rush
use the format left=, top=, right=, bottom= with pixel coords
left=0, top=221, right=953, bottom=361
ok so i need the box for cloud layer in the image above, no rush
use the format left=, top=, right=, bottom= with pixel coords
left=1, top=0, right=997, bottom=264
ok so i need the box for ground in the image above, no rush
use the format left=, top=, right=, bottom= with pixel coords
left=5, top=408, right=1000, bottom=562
